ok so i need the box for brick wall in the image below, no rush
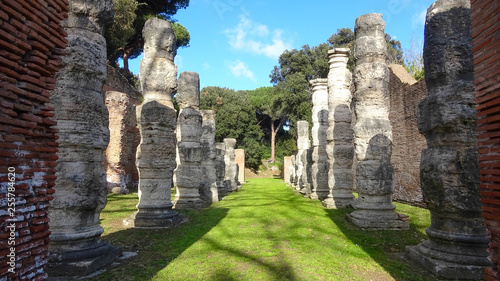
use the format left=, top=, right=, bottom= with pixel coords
left=0, top=0, right=68, bottom=280
left=470, top=0, right=500, bottom=280
left=388, top=65, right=427, bottom=206
left=103, top=66, right=142, bottom=193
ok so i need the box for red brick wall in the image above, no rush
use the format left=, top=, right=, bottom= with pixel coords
left=471, top=0, right=500, bottom=280
left=0, top=1, right=68, bottom=280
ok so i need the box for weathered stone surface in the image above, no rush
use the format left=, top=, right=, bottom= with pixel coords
left=309, top=79, right=329, bottom=200
left=406, top=1, right=490, bottom=279
left=235, top=149, right=245, bottom=183
left=139, top=19, right=177, bottom=101
left=388, top=64, right=426, bottom=205
left=296, top=121, right=310, bottom=193
left=283, top=156, right=292, bottom=184
left=104, top=91, right=139, bottom=194
left=126, top=18, right=183, bottom=227
left=224, top=138, right=239, bottom=191
left=323, top=48, right=355, bottom=209
left=200, top=110, right=219, bottom=204
left=348, top=13, right=408, bottom=230
left=173, top=72, right=206, bottom=209
left=290, top=154, right=297, bottom=187
left=49, top=0, right=121, bottom=276
left=177, top=71, right=201, bottom=110
left=215, top=142, right=229, bottom=197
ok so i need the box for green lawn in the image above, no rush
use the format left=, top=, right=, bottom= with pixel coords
left=96, top=178, right=435, bottom=281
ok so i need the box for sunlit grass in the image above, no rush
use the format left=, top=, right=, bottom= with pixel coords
left=97, top=178, right=434, bottom=281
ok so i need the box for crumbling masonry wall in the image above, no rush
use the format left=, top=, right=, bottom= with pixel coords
left=470, top=0, right=500, bottom=280
left=388, top=64, right=427, bottom=205
left=0, top=0, right=68, bottom=280
left=103, top=65, right=142, bottom=194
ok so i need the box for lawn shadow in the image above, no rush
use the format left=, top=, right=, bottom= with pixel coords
left=95, top=205, right=229, bottom=280
left=324, top=207, right=438, bottom=281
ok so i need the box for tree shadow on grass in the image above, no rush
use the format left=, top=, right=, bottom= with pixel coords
left=325, top=207, right=438, bottom=281
left=95, top=206, right=229, bottom=281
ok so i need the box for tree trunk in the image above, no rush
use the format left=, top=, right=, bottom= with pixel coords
left=271, top=121, right=276, bottom=163
left=123, top=51, right=129, bottom=71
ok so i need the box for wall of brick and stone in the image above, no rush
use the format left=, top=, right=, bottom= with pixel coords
left=0, top=0, right=68, bottom=280
left=470, top=0, right=500, bottom=279
left=103, top=65, right=142, bottom=193
left=388, top=64, right=427, bottom=206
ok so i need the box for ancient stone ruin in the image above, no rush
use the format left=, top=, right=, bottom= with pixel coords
left=235, top=149, right=245, bottom=183
left=296, top=121, right=311, bottom=195
left=388, top=64, right=426, bottom=205
left=104, top=65, right=142, bottom=194
left=215, top=142, right=228, bottom=197
left=323, top=48, right=354, bottom=209
left=173, top=71, right=205, bottom=209
left=223, top=138, right=240, bottom=192
left=309, top=78, right=329, bottom=200
left=406, top=1, right=490, bottom=278
left=200, top=110, right=219, bottom=204
left=283, top=156, right=292, bottom=184
left=347, top=13, right=409, bottom=230
left=48, top=0, right=122, bottom=276
left=126, top=18, right=183, bottom=227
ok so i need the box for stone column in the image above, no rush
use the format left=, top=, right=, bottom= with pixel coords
left=224, top=138, right=239, bottom=191
left=309, top=79, right=329, bottom=200
left=235, top=149, right=245, bottom=183
left=296, top=121, right=310, bottom=193
left=200, top=110, right=219, bottom=204
left=48, top=0, right=121, bottom=275
left=215, top=142, right=228, bottom=197
left=127, top=18, right=182, bottom=227
left=347, top=13, right=409, bottom=230
left=283, top=156, right=292, bottom=184
left=406, top=1, right=490, bottom=279
left=173, top=71, right=205, bottom=209
left=290, top=154, right=297, bottom=187
left=323, top=48, right=355, bottom=209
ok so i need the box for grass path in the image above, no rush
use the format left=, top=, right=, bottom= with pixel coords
left=97, top=178, right=434, bottom=281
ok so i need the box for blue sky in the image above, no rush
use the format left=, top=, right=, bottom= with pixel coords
left=127, top=0, right=435, bottom=91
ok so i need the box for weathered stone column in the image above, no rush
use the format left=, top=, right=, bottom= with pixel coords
left=310, top=79, right=329, bottom=200
left=347, top=13, right=408, bottom=229
left=406, top=1, right=490, bottom=279
left=215, top=142, right=228, bottom=197
left=296, top=121, right=310, bottom=193
left=49, top=0, right=121, bottom=275
left=235, top=149, right=245, bottom=183
left=127, top=18, right=183, bottom=227
left=283, top=156, right=292, bottom=184
left=173, top=71, right=205, bottom=209
left=224, top=138, right=239, bottom=191
left=323, top=48, right=354, bottom=209
left=200, top=110, right=219, bottom=205
left=290, top=154, right=297, bottom=187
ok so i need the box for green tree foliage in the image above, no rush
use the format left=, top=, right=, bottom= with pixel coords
left=199, top=87, right=265, bottom=171
left=105, top=0, right=190, bottom=70
left=404, top=34, right=424, bottom=80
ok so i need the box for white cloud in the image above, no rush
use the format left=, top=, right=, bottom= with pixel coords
left=412, top=8, right=427, bottom=30
left=202, top=62, right=210, bottom=70
left=228, top=60, right=255, bottom=81
left=224, top=14, right=292, bottom=59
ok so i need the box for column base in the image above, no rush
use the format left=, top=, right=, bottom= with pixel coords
left=48, top=239, right=121, bottom=277
left=347, top=210, right=409, bottom=230
left=322, top=197, right=354, bottom=209
left=406, top=243, right=490, bottom=280
left=173, top=198, right=207, bottom=209
left=124, top=209, right=185, bottom=228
